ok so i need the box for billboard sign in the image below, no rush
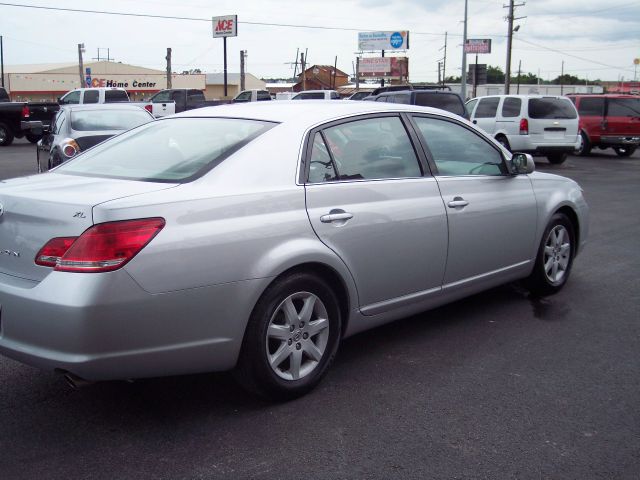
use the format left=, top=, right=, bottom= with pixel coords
left=464, top=39, right=492, bottom=54
left=360, top=57, right=408, bottom=78
left=358, top=31, right=410, bottom=51
left=212, top=15, right=238, bottom=38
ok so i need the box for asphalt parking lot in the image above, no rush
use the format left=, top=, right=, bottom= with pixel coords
left=0, top=139, right=638, bottom=479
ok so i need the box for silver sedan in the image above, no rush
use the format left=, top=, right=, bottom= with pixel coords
left=0, top=101, right=588, bottom=399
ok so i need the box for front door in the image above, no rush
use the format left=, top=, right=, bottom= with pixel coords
left=411, top=115, right=538, bottom=287
left=304, top=114, right=448, bottom=311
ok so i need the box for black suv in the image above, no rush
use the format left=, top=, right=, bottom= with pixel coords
left=369, top=88, right=468, bottom=119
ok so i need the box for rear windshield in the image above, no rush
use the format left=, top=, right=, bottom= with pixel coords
left=528, top=98, right=577, bottom=119
left=56, top=118, right=274, bottom=182
left=415, top=93, right=465, bottom=116
left=71, top=109, right=152, bottom=131
left=608, top=98, right=640, bottom=117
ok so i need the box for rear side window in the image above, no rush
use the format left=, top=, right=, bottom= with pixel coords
left=415, top=93, right=465, bottom=116
left=104, top=90, right=129, bottom=103
left=257, top=91, right=271, bottom=101
left=501, top=97, right=521, bottom=117
left=475, top=98, right=500, bottom=118
left=392, top=94, right=411, bottom=104
left=308, top=133, right=338, bottom=183
left=330, top=92, right=341, bottom=100
left=608, top=98, right=640, bottom=117
left=528, top=98, right=577, bottom=119
left=56, top=118, right=274, bottom=182
left=578, top=98, right=604, bottom=116
left=310, top=116, right=421, bottom=181
left=375, top=96, right=388, bottom=102
left=83, top=90, right=99, bottom=104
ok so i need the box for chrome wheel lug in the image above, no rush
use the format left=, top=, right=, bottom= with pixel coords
left=299, top=321, right=305, bottom=328
left=296, top=343, right=301, bottom=350
left=288, top=339, right=293, bottom=346
left=303, top=333, right=309, bottom=340
left=289, top=325, right=295, bottom=332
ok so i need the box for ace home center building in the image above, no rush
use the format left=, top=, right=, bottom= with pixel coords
left=2, top=60, right=265, bottom=101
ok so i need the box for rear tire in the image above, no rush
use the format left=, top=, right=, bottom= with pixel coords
left=235, top=272, right=342, bottom=400
left=613, top=146, right=637, bottom=157
left=547, top=153, right=567, bottom=164
left=0, top=122, right=14, bottom=147
left=525, top=213, right=575, bottom=296
left=576, top=131, right=591, bottom=156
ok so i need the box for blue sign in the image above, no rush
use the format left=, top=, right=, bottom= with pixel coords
left=85, top=67, right=91, bottom=75
left=85, top=76, right=92, bottom=87
left=390, top=32, right=403, bottom=49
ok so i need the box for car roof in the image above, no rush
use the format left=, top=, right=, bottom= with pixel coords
left=61, top=104, right=151, bottom=112
left=176, top=100, right=464, bottom=124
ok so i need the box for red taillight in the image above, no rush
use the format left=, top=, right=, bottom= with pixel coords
left=21, top=105, right=30, bottom=119
left=519, top=118, right=529, bottom=135
left=35, top=237, right=77, bottom=267
left=36, top=218, right=165, bottom=273
left=144, top=104, right=153, bottom=114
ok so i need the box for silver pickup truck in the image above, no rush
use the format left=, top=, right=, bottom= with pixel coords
left=58, top=87, right=173, bottom=118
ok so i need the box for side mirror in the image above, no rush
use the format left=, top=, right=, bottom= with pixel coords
left=511, top=153, right=535, bottom=175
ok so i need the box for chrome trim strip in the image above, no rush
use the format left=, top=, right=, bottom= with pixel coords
left=442, top=260, right=531, bottom=290
left=360, top=286, right=441, bottom=316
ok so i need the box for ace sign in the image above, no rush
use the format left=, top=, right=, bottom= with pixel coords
left=212, top=15, right=238, bottom=38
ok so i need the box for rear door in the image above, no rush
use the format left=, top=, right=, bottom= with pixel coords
left=496, top=96, right=522, bottom=136
left=472, top=97, right=500, bottom=134
left=304, top=114, right=448, bottom=313
left=576, top=97, right=605, bottom=140
left=527, top=97, right=579, bottom=144
left=411, top=114, right=537, bottom=287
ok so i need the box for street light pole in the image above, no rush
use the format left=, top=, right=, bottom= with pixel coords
left=77, top=43, right=85, bottom=88
left=461, top=0, right=468, bottom=100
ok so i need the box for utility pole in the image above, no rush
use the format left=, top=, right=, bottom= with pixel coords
left=504, top=0, right=526, bottom=94
left=240, top=50, right=246, bottom=91
left=438, top=62, right=442, bottom=84
left=441, top=32, right=448, bottom=86
left=300, top=52, right=306, bottom=91
left=461, top=0, right=468, bottom=100
left=333, top=56, right=338, bottom=90
left=560, top=60, right=564, bottom=95
left=77, top=43, right=85, bottom=88
left=381, top=49, right=385, bottom=87
left=516, top=59, right=521, bottom=94
left=0, top=36, right=4, bottom=88
left=166, top=47, right=172, bottom=89
left=355, top=57, right=360, bottom=90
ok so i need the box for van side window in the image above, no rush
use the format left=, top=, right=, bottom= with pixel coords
left=475, top=98, right=500, bottom=118
left=577, top=98, right=604, bottom=116
left=501, top=97, right=521, bottom=117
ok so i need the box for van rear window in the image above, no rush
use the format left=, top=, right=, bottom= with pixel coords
left=528, top=98, right=577, bottom=119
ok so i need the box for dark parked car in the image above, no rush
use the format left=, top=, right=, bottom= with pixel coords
left=0, top=87, right=59, bottom=146
left=147, top=89, right=222, bottom=115
left=37, top=104, right=154, bottom=171
left=370, top=89, right=469, bottom=119
left=567, top=94, right=640, bottom=157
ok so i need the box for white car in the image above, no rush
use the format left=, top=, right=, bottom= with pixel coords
left=292, top=90, right=341, bottom=100
left=465, top=95, right=580, bottom=164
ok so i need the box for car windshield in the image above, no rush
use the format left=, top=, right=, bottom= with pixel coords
left=56, top=117, right=275, bottom=182
left=528, top=98, right=577, bottom=119
left=70, top=109, right=153, bottom=131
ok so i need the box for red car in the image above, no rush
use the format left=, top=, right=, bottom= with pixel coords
left=568, top=94, right=640, bottom=157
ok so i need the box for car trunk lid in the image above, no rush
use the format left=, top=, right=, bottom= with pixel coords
left=0, top=173, right=176, bottom=281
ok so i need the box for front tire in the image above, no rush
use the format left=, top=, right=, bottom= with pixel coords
left=235, top=272, right=342, bottom=400
left=576, top=131, right=591, bottom=156
left=613, top=146, right=637, bottom=157
left=525, top=213, right=575, bottom=296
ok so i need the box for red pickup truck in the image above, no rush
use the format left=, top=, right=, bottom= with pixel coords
left=568, top=94, right=640, bottom=157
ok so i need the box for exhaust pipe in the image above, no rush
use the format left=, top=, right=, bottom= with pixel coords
left=63, top=372, right=94, bottom=389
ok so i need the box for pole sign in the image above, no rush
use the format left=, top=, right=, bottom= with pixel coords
left=464, top=39, right=492, bottom=54
left=359, top=57, right=408, bottom=78
left=358, top=31, right=410, bottom=51
left=212, top=15, right=238, bottom=38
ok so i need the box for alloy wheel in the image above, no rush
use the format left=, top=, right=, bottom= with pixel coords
left=543, top=225, right=571, bottom=284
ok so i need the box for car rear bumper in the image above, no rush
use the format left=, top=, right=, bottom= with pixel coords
left=0, top=270, right=266, bottom=381
left=506, top=135, right=580, bottom=154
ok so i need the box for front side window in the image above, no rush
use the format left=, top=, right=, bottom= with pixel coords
left=310, top=116, right=421, bottom=181
left=475, top=97, right=500, bottom=118
left=70, top=109, right=153, bottom=132
left=60, top=91, right=81, bottom=105
left=234, top=91, right=252, bottom=102
left=413, top=116, right=505, bottom=176
left=501, top=97, right=522, bottom=117
left=56, top=118, right=274, bottom=182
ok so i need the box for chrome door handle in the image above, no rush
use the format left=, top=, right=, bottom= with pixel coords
left=320, top=212, right=354, bottom=223
left=447, top=198, right=469, bottom=208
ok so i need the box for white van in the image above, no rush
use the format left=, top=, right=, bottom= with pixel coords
left=292, top=90, right=341, bottom=100
left=465, top=95, right=580, bottom=164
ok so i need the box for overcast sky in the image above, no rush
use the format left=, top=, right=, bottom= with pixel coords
left=1, top=0, right=639, bottom=82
